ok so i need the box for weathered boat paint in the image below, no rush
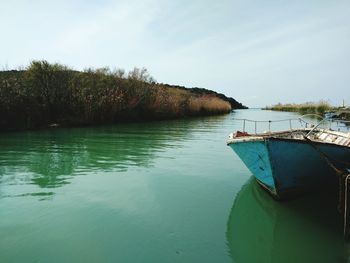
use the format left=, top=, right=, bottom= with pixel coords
left=228, top=129, right=350, bottom=199
left=229, top=141, right=275, bottom=190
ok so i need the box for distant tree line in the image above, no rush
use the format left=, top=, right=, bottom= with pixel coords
left=264, top=101, right=332, bottom=115
left=0, top=61, right=246, bottom=131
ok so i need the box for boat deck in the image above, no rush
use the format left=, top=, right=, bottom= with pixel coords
left=315, top=130, right=350, bottom=147
left=227, top=128, right=350, bottom=148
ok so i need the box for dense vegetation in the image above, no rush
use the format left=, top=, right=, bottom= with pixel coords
left=265, top=101, right=333, bottom=115
left=0, top=61, right=246, bottom=131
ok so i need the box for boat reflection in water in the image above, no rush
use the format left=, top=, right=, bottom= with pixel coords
left=226, top=178, right=348, bottom=263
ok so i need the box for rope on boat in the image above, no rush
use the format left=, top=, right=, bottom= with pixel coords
left=305, top=136, right=350, bottom=169
left=344, top=174, right=350, bottom=237
left=304, top=135, right=350, bottom=238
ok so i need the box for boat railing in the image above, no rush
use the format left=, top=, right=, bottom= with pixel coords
left=233, top=114, right=349, bottom=135
left=306, top=117, right=350, bottom=138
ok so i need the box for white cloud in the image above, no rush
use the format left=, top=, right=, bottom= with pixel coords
left=0, top=0, right=349, bottom=106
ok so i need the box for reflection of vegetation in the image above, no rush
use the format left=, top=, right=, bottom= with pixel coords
left=3, top=192, right=54, bottom=201
left=0, top=117, right=212, bottom=193
left=226, top=178, right=344, bottom=263
left=0, top=61, right=245, bottom=131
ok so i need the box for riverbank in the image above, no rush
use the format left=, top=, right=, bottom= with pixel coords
left=0, top=61, right=246, bottom=131
left=265, top=101, right=333, bottom=115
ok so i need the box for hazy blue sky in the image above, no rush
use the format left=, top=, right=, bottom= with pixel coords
left=1, top=0, right=349, bottom=107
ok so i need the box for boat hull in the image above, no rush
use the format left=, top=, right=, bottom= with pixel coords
left=229, top=138, right=350, bottom=199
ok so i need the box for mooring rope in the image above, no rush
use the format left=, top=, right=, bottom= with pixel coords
left=344, top=174, right=350, bottom=236
left=303, top=136, right=345, bottom=176
left=303, top=134, right=350, bottom=237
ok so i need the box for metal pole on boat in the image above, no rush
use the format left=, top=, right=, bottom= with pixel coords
left=343, top=173, right=350, bottom=239
left=268, top=120, right=271, bottom=132
left=243, top=119, right=246, bottom=132
left=289, top=120, right=292, bottom=130
left=305, top=117, right=327, bottom=138
left=254, top=121, right=257, bottom=134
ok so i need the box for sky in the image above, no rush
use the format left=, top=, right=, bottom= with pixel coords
left=0, top=0, right=349, bottom=107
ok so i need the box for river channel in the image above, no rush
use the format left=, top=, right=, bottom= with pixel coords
left=0, top=109, right=347, bottom=262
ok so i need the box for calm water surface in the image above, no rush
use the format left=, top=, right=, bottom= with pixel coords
left=0, top=109, right=348, bottom=262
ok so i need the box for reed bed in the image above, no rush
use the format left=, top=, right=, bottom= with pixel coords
left=0, top=61, right=238, bottom=131
left=265, top=101, right=332, bottom=115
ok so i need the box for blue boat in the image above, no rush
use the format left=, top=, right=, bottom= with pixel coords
left=227, top=127, right=350, bottom=199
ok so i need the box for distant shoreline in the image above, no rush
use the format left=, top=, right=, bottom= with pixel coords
left=265, top=101, right=332, bottom=115
left=264, top=102, right=350, bottom=120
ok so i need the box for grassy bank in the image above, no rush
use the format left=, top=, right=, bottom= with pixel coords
left=265, top=101, right=332, bottom=115
left=0, top=61, right=246, bottom=131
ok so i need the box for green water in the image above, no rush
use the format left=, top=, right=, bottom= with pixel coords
left=0, top=109, right=347, bottom=262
